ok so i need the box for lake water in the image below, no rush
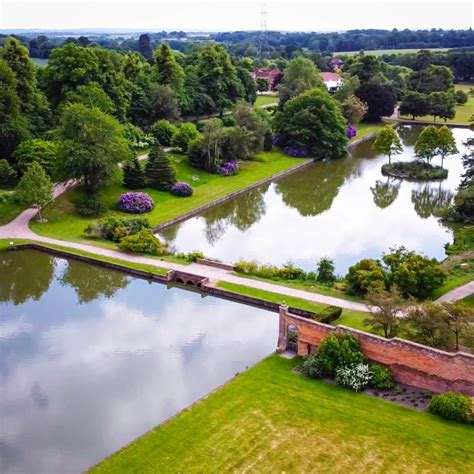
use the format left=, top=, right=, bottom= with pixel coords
left=159, top=126, right=472, bottom=275
left=0, top=250, right=278, bottom=473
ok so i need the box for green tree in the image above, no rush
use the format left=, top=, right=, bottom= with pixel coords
left=152, top=84, right=180, bottom=121
left=63, top=82, right=115, bottom=114
left=333, top=74, right=360, bottom=102
left=188, top=119, right=227, bottom=172
left=149, top=119, right=177, bottom=146
left=154, top=43, right=185, bottom=95
left=145, top=145, right=177, bottom=191
left=237, top=65, right=257, bottom=104
left=122, top=157, right=145, bottom=189
left=437, top=125, right=458, bottom=168
left=441, top=302, right=474, bottom=351
left=256, top=77, right=269, bottom=92
left=373, top=125, right=403, bottom=165
left=278, top=56, right=324, bottom=106
left=399, top=91, right=430, bottom=120
left=56, top=103, right=131, bottom=194
left=415, top=125, right=439, bottom=163
left=348, top=55, right=383, bottom=83
left=0, top=159, right=17, bottom=187
left=195, top=44, right=244, bottom=116
left=13, top=138, right=60, bottom=177
left=364, top=285, right=405, bottom=338
left=1, top=37, right=51, bottom=135
left=409, top=65, right=454, bottom=94
left=355, top=80, right=397, bottom=121
left=341, top=94, right=367, bottom=123
left=405, top=303, right=452, bottom=350
left=274, top=88, right=348, bottom=159
left=232, top=101, right=267, bottom=154
left=15, top=161, right=53, bottom=222
left=427, top=91, right=456, bottom=122
left=316, top=257, right=336, bottom=284
left=0, top=59, right=28, bottom=160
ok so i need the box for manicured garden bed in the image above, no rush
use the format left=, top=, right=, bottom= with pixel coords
left=90, top=354, right=474, bottom=473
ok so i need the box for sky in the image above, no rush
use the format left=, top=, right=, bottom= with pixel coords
left=0, top=0, right=473, bottom=31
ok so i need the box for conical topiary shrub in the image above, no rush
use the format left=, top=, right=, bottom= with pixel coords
left=145, top=145, right=177, bottom=191
left=123, top=157, right=146, bottom=189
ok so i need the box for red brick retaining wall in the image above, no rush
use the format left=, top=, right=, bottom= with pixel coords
left=278, top=306, right=474, bottom=395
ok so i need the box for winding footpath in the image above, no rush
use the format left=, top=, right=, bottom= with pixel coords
left=1, top=182, right=472, bottom=313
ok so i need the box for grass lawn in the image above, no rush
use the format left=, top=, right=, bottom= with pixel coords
left=0, top=195, right=27, bottom=225
left=255, top=94, right=278, bottom=107
left=399, top=83, right=474, bottom=125
left=460, top=294, right=474, bottom=307
left=30, top=151, right=307, bottom=244
left=0, top=238, right=170, bottom=275
left=334, top=48, right=451, bottom=57
left=91, top=354, right=474, bottom=473
left=352, top=122, right=385, bottom=142
left=235, top=272, right=363, bottom=303
left=217, top=281, right=371, bottom=331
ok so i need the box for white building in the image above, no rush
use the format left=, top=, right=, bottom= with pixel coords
left=320, top=72, right=343, bottom=93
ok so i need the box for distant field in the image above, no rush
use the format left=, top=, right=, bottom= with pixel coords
left=333, top=48, right=451, bottom=57
left=31, top=58, right=49, bottom=67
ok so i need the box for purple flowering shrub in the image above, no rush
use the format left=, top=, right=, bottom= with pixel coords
left=219, top=161, right=239, bottom=176
left=273, top=135, right=284, bottom=147
left=283, top=146, right=310, bottom=157
left=170, top=182, right=194, bottom=197
left=117, top=192, right=155, bottom=214
left=347, top=123, right=357, bottom=139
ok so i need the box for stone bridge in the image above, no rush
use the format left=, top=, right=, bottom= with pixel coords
left=278, top=306, right=474, bottom=396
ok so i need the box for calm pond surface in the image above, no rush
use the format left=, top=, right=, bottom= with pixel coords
left=0, top=250, right=278, bottom=473
left=159, top=126, right=472, bottom=274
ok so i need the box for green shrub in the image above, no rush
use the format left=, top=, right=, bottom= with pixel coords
left=316, top=305, right=342, bottom=324
left=335, top=363, right=371, bottom=391
left=171, top=122, right=199, bottom=152
left=0, top=190, right=14, bottom=203
left=300, top=352, right=323, bottom=378
left=346, top=258, right=388, bottom=296
left=85, top=216, right=151, bottom=242
left=119, top=228, right=168, bottom=255
left=317, top=333, right=364, bottom=377
left=428, top=392, right=472, bottom=424
left=234, top=260, right=307, bottom=281
left=316, top=257, right=336, bottom=284
left=455, top=89, right=468, bottom=105
left=369, top=363, right=394, bottom=390
left=263, top=129, right=273, bottom=151
left=149, top=120, right=177, bottom=146
left=75, top=195, right=107, bottom=217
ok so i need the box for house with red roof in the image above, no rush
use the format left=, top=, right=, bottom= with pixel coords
left=251, top=68, right=282, bottom=91
left=320, top=72, right=343, bottom=93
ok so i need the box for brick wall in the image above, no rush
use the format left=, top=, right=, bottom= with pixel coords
left=278, top=306, right=474, bottom=395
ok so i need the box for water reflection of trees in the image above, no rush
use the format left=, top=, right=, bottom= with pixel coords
left=59, top=260, right=129, bottom=304
left=275, top=158, right=357, bottom=216
left=371, top=178, right=401, bottom=209
left=397, top=125, right=420, bottom=147
left=411, top=184, right=454, bottom=219
left=0, top=250, right=56, bottom=305
left=201, top=186, right=269, bottom=244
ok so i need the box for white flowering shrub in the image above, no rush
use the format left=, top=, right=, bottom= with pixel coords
left=335, top=363, right=371, bottom=391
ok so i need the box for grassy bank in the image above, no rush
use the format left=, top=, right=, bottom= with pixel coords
left=217, top=281, right=371, bottom=331
left=30, top=151, right=307, bottom=243
left=352, top=121, right=385, bottom=142
left=0, top=196, right=27, bottom=226
left=0, top=238, right=169, bottom=275
left=91, top=354, right=474, bottom=473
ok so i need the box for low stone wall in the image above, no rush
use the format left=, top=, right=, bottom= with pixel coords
left=278, top=306, right=474, bottom=395
left=153, top=160, right=315, bottom=232
left=195, top=258, right=235, bottom=271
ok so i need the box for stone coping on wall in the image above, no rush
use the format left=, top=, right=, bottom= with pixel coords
left=153, top=159, right=315, bottom=232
